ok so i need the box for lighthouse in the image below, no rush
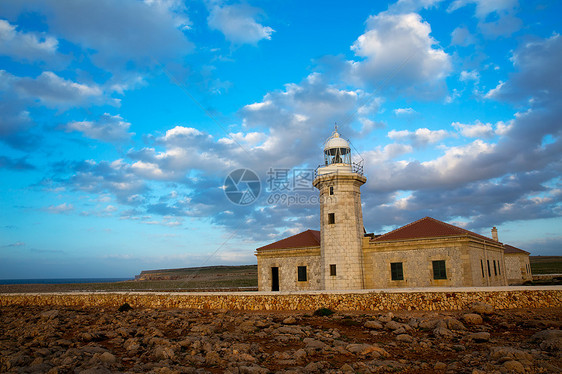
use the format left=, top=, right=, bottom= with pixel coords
left=313, top=127, right=367, bottom=290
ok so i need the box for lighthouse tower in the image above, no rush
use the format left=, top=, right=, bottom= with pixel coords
left=313, top=127, right=367, bottom=290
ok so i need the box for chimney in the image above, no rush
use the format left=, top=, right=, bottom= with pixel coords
left=491, top=227, right=498, bottom=241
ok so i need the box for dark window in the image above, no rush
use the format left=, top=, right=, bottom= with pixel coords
left=330, top=264, right=337, bottom=276
left=498, top=261, right=501, bottom=275
left=391, top=262, right=404, bottom=281
left=297, top=266, right=307, bottom=281
left=493, top=260, right=497, bottom=276
left=432, top=260, right=447, bottom=280
left=271, top=267, right=279, bottom=291
left=487, top=260, right=491, bottom=277
left=329, top=186, right=334, bottom=195
left=328, top=213, right=335, bottom=224
left=481, top=260, right=485, bottom=277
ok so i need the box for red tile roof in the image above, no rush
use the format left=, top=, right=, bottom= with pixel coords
left=371, top=217, right=497, bottom=243
left=256, top=229, right=320, bottom=251
left=504, top=244, right=530, bottom=255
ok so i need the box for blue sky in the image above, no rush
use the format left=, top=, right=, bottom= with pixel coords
left=1, top=0, right=561, bottom=279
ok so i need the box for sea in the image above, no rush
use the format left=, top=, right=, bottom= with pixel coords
left=0, top=278, right=131, bottom=285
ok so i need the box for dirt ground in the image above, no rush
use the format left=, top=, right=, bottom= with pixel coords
left=0, top=305, right=561, bottom=373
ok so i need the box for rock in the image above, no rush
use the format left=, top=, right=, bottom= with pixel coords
left=490, top=346, right=533, bottom=362
left=99, top=352, right=116, bottom=364
left=340, top=363, right=354, bottom=372
left=379, top=312, right=394, bottom=323
left=471, top=302, right=494, bottom=315
left=80, top=366, right=112, bottom=374
left=346, top=343, right=388, bottom=357
left=124, top=338, right=140, bottom=351
left=304, top=361, right=325, bottom=373
left=385, top=321, right=402, bottom=330
left=303, top=338, right=327, bottom=350
left=434, top=361, right=447, bottom=370
left=530, top=329, right=562, bottom=352
left=467, top=332, right=490, bottom=342
left=239, top=364, right=268, bottom=374
left=364, top=320, right=383, bottom=329
left=462, top=313, right=483, bottom=325
left=433, top=326, right=454, bottom=338
left=418, top=319, right=438, bottom=330
left=282, top=316, right=297, bottom=325
left=153, top=346, right=175, bottom=361
left=446, top=318, right=466, bottom=330
left=396, top=334, right=413, bottom=343
left=502, top=360, right=525, bottom=373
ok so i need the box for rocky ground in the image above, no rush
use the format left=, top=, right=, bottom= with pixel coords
left=0, top=303, right=560, bottom=373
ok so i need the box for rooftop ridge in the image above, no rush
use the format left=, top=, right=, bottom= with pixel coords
left=372, top=216, right=498, bottom=243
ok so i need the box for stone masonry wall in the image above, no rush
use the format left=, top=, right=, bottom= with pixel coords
left=257, top=252, right=322, bottom=292
left=1, top=288, right=560, bottom=311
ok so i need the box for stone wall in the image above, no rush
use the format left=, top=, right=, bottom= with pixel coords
left=1, top=287, right=560, bottom=311
left=257, top=248, right=322, bottom=292
left=364, top=237, right=507, bottom=289
left=505, top=253, right=533, bottom=285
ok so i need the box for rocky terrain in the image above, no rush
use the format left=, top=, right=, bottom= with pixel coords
left=0, top=303, right=560, bottom=373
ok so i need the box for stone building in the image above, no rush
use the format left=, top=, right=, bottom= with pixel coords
left=504, top=244, right=533, bottom=285
left=255, top=129, right=532, bottom=291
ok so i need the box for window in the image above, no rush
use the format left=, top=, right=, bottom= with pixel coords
left=487, top=260, right=491, bottom=277
left=391, top=262, right=404, bottom=281
left=329, top=186, right=334, bottom=195
left=432, top=260, right=447, bottom=280
left=297, top=266, right=307, bottom=281
left=498, top=262, right=501, bottom=275
left=328, top=213, right=335, bottom=224
left=330, top=264, right=337, bottom=276
left=481, top=260, right=485, bottom=277
left=493, top=260, right=497, bottom=276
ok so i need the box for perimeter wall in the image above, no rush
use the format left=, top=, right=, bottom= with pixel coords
left=1, top=288, right=561, bottom=311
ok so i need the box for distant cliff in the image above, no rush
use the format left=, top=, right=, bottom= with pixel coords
left=135, top=264, right=258, bottom=283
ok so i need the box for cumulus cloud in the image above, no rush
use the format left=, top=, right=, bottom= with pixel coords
left=66, top=113, right=133, bottom=143
left=0, top=19, right=59, bottom=62
left=207, top=3, right=274, bottom=45
left=347, top=12, right=451, bottom=95
left=388, top=128, right=449, bottom=146
left=46, top=203, right=74, bottom=214
left=0, top=0, right=193, bottom=70
left=393, top=107, right=417, bottom=116
left=450, top=26, right=475, bottom=46
left=452, top=120, right=495, bottom=138
left=486, top=34, right=562, bottom=104
left=14, top=71, right=104, bottom=108
left=448, top=0, right=522, bottom=38
left=0, top=155, right=35, bottom=170
left=359, top=35, right=562, bottom=233
left=460, top=70, right=479, bottom=82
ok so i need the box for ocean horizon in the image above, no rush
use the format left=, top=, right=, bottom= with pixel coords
left=0, top=278, right=131, bottom=285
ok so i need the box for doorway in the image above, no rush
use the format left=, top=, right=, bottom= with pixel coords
left=271, top=267, right=279, bottom=291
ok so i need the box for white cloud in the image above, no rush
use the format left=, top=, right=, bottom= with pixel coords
left=0, top=19, right=58, bottom=62
left=450, top=26, right=475, bottom=46
left=460, top=70, right=480, bottom=82
left=448, top=0, right=521, bottom=38
left=388, top=128, right=450, bottom=146
left=14, top=71, right=104, bottom=108
left=46, top=203, right=74, bottom=214
left=0, top=0, right=193, bottom=70
left=393, top=107, right=416, bottom=116
left=207, top=3, right=274, bottom=45
left=452, top=120, right=494, bottom=138
left=66, top=113, right=133, bottom=143
left=348, top=12, right=451, bottom=95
